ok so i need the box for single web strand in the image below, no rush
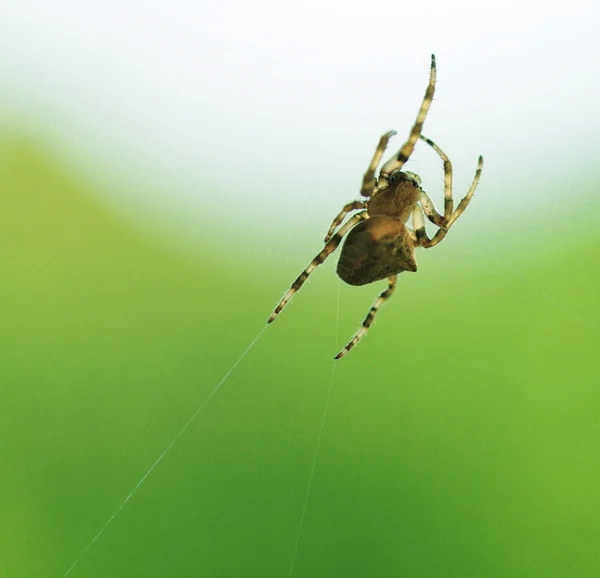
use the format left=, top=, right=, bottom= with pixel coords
left=288, top=282, right=341, bottom=578
left=63, top=325, right=268, bottom=578
left=502, top=263, right=598, bottom=329
left=463, top=248, right=598, bottom=330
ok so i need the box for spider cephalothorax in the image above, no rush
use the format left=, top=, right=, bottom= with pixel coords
left=268, top=55, right=483, bottom=359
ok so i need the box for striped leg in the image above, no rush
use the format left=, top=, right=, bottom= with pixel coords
left=411, top=203, right=430, bottom=246
left=324, top=200, right=367, bottom=243
left=414, top=155, right=484, bottom=249
left=446, top=155, right=484, bottom=229
left=418, top=190, right=445, bottom=228
left=380, top=54, right=436, bottom=178
left=419, top=134, right=453, bottom=222
left=335, top=275, right=397, bottom=360
left=360, top=130, right=397, bottom=198
left=268, top=212, right=368, bottom=323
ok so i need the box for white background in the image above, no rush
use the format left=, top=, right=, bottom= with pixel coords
left=1, top=0, right=599, bottom=243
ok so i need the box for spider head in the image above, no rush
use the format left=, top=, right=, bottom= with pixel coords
left=389, top=170, right=422, bottom=187
left=370, top=170, right=422, bottom=222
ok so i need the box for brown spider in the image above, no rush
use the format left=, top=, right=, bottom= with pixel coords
left=268, top=54, right=484, bottom=359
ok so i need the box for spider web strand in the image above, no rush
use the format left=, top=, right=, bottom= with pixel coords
left=464, top=247, right=598, bottom=330
left=63, top=325, right=268, bottom=577
left=502, top=264, right=598, bottom=329
left=288, top=282, right=341, bottom=577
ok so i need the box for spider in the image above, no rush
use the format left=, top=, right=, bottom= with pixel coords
left=268, top=54, right=484, bottom=359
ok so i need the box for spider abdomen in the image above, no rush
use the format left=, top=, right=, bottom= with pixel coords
left=336, top=216, right=417, bottom=286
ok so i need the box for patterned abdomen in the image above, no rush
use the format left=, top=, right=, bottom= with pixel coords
left=337, top=216, right=417, bottom=286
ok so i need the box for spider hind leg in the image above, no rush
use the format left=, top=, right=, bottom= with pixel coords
left=335, top=275, right=397, bottom=359
left=268, top=212, right=368, bottom=323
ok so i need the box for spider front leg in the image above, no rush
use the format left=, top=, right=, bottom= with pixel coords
left=359, top=130, right=397, bottom=198
left=446, top=155, right=483, bottom=230
left=419, top=134, right=454, bottom=223
left=418, top=190, right=445, bottom=228
left=268, top=211, right=368, bottom=323
left=335, top=275, right=397, bottom=359
left=324, top=200, right=367, bottom=243
left=412, top=153, right=484, bottom=249
left=380, top=54, right=436, bottom=179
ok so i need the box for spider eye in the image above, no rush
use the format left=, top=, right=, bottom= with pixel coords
left=388, top=171, right=401, bottom=185
left=390, top=171, right=422, bottom=187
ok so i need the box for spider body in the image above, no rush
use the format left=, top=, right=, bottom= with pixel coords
left=337, top=217, right=416, bottom=286
left=337, top=171, right=422, bottom=285
left=268, top=55, right=484, bottom=359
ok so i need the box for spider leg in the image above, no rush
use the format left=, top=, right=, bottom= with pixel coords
left=418, top=190, right=445, bottom=228
left=413, top=155, right=484, bottom=248
left=419, top=134, right=453, bottom=221
left=268, top=211, right=368, bottom=323
left=446, top=155, right=484, bottom=229
left=324, top=200, right=367, bottom=243
left=335, top=275, right=397, bottom=360
left=360, top=130, right=397, bottom=198
left=412, top=204, right=431, bottom=246
left=380, top=54, right=436, bottom=179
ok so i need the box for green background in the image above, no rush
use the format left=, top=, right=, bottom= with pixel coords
left=2, top=134, right=600, bottom=578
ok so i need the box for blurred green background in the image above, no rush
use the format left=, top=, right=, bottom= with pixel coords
left=2, top=131, right=599, bottom=577
left=2, top=1, right=600, bottom=577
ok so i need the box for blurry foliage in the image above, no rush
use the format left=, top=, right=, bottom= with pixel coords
left=1, top=134, right=600, bottom=577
